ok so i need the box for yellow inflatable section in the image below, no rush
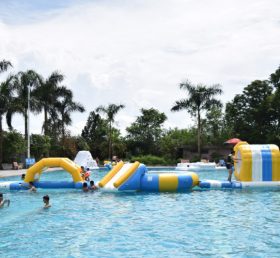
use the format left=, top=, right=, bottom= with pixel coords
left=24, top=158, right=83, bottom=183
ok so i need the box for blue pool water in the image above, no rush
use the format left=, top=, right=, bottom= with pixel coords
left=1, top=168, right=280, bottom=257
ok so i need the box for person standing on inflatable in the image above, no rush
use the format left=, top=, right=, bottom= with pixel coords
left=226, top=150, right=235, bottom=182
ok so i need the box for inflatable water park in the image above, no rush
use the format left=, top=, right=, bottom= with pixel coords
left=1, top=142, right=280, bottom=192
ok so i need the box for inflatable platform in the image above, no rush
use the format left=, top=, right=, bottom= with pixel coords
left=199, top=142, right=280, bottom=190
left=0, top=158, right=199, bottom=192
left=1, top=142, right=280, bottom=192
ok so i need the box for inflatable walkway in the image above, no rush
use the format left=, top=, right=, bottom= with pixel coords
left=1, top=142, right=280, bottom=192
left=0, top=158, right=84, bottom=190
left=98, top=161, right=199, bottom=192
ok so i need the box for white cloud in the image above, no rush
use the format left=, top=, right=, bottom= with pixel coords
left=0, top=0, right=280, bottom=135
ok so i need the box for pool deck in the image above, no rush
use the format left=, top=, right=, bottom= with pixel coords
left=0, top=167, right=60, bottom=178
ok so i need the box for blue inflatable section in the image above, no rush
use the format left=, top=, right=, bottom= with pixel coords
left=9, top=181, right=83, bottom=190
left=261, top=148, right=272, bottom=181
left=140, top=174, right=160, bottom=192
left=199, top=181, right=242, bottom=189
left=177, top=175, right=194, bottom=191
left=118, top=164, right=147, bottom=191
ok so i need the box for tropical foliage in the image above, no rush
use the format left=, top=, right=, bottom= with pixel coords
left=171, top=80, right=223, bottom=158
left=1, top=57, right=280, bottom=168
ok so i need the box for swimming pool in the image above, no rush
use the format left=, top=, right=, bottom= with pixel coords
left=0, top=168, right=280, bottom=257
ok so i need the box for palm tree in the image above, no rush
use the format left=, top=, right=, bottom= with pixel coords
left=13, top=70, right=41, bottom=140
left=54, top=86, right=85, bottom=139
left=171, top=80, right=223, bottom=158
left=96, top=104, right=125, bottom=159
left=33, top=71, right=64, bottom=135
left=0, top=60, right=12, bottom=72
left=0, top=60, right=14, bottom=169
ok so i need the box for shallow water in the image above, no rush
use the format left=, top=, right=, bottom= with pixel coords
left=0, top=169, right=280, bottom=257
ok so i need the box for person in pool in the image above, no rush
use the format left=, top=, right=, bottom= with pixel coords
left=84, top=168, right=91, bottom=181
left=29, top=181, right=37, bottom=192
left=21, top=174, right=25, bottom=180
left=82, top=182, right=89, bottom=192
left=89, top=180, right=98, bottom=191
left=0, top=193, right=10, bottom=208
left=80, top=166, right=86, bottom=180
left=43, top=195, right=51, bottom=209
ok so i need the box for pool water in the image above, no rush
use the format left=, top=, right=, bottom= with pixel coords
left=1, top=168, right=280, bottom=257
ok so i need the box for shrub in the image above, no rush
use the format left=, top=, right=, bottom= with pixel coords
left=131, top=155, right=169, bottom=166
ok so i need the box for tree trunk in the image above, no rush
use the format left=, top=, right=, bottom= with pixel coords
left=24, top=109, right=28, bottom=141
left=44, top=107, right=48, bottom=135
left=197, top=109, right=201, bottom=159
left=0, top=115, right=3, bottom=170
left=108, top=121, right=112, bottom=160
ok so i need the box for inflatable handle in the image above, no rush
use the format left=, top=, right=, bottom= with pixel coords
left=113, top=161, right=140, bottom=188
left=98, top=161, right=124, bottom=187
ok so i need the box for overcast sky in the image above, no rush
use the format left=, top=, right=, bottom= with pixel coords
left=0, top=0, right=280, bottom=135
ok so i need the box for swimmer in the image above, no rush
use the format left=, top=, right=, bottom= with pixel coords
left=29, top=181, right=37, bottom=192
left=80, top=166, right=86, bottom=180
left=89, top=180, right=97, bottom=191
left=82, top=182, right=89, bottom=192
left=84, top=168, right=91, bottom=181
left=0, top=193, right=10, bottom=208
left=43, top=195, right=51, bottom=208
left=21, top=174, right=25, bottom=180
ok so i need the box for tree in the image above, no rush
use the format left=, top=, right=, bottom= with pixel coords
left=126, top=108, right=167, bottom=155
left=2, top=130, right=26, bottom=163
left=269, top=66, right=280, bottom=144
left=82, top=111, right=108, bottom=159
left=30, top=134, right=51, bottom=160
left=225, top=80, right=273, bottom=143
left=0, top=60, right=12, bottom=72
left=96, top=104, right=125, bottom=159
left=33, top=71, right=64, bottom=135
left=13, top=70, right=41, bottom=140
left=171, top=80, right=222, bottom=158
left=54, top=87, right=85, bottom=139
left=160, top=128, right=196, bottom=162
left=270, top=65, right=280, bottom=89
left=0, top=60, right=14, bottom=169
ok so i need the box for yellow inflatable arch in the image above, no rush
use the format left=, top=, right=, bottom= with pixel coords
left=24, top=158, right=83, bottom=183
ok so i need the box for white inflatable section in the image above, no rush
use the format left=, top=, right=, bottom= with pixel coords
left=103, top=163, right=132, bottom=190
left=250, top=145, right=263, bottom=182
left=74, top=151, right=99, bottom=170
left=176, top=162, right=226, bottom=172
left=0, top=181, right=16, bottom=189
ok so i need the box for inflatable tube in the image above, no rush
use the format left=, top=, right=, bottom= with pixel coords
left=140, top=172, right=198, bottom=192
left=0, top=181, right=82, bottom=190
left=98, top=161, right=124, bottom=187
left=113, top=161, right=140, bottom=188
left=24, top=158, right=83, bottom=183
left=199, top=180, right=280, bottom=190
left=234, top=142, right=280, bottom=181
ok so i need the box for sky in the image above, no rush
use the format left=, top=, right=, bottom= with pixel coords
left=0, top=0, right=280, bottom=135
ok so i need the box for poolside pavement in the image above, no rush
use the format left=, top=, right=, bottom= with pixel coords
left=0, top=167, right=60, bottom=178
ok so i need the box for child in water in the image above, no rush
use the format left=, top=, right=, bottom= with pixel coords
left=82, top=182, right=89, bottom=192
left=89, top=180, right=98, bottom=191
left=29, top=182, right=37, bottom=192
left=0, top=193, right=10, bottom=208
left=43, top=195, right=51, bottom=208
left=84, top=168, right=91, bottom=181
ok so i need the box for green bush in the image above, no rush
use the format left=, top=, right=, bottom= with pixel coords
left=131, top=155, right=170, bottom=166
